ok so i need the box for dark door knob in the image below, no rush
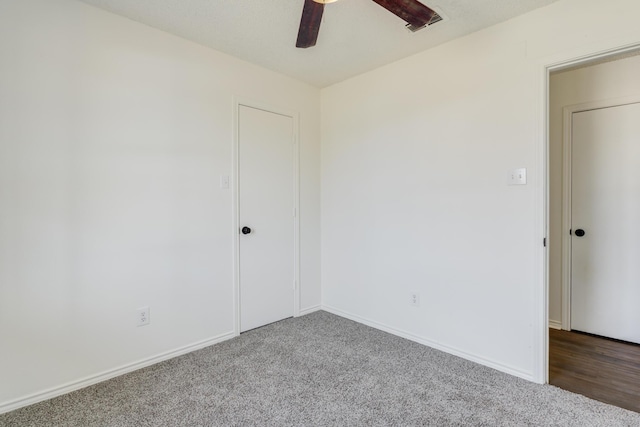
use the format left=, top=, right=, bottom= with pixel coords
left=241, top=226, right=252, bottom=235
left=574, top=229, right=586, bottom=237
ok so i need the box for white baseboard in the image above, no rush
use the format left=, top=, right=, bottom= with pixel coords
left=548, top=320, right=562, bottom=330
left=322, top=305, right=534, bottom=382
left=2, top=307, right=540, bottom=414
left=298, top=305, right=321, bottom=316
left=0, top=331, right=236, bottom=415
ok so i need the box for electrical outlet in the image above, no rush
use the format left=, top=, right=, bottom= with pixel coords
left=410, top=293, right=420, bottom=307
left=137, top=306, right=150, bottom=327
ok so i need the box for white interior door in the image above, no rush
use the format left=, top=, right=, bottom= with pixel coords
left=238, top=105, right=294, bottom=332
left=571, top=102, right=640, bottom=343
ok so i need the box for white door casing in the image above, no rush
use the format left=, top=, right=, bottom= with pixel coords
left=567, top=101, right=640, bottom=343
left=234, top=102, right=299, bottom=333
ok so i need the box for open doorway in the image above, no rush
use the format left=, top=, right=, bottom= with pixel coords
left=547, top=51, right=640, bottom=412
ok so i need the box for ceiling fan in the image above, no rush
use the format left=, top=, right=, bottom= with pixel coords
left=296, top=0, right=442, bottom=48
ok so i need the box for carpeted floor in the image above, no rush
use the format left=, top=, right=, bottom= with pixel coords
left=2, top=311, right=639, bottom=426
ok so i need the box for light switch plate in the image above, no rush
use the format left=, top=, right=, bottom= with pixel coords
left=220, top=175, right=230, bottom=189
left=508, top=168, right=527, bottom=185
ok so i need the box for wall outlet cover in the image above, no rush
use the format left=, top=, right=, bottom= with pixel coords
left=410, top=293, right=420, bottom=307
left=137, top=306, right=150, bottom=327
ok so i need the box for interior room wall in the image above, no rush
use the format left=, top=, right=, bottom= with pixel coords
left=320, top=0, right=640, bottom=381
left=0, top=0, right=321, bottom=411
left=548, top=54, right=640, bottom=327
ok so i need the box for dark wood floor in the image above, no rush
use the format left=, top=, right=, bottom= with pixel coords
left=549, top=328, right=640, bottom=413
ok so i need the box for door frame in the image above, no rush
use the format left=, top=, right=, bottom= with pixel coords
left=560, top=96, right=640, bottom=330
left=538, top=41, right=640, bottom=383
left=232, top=98, right=301, bottom=336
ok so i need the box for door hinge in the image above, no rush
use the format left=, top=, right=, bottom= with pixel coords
left=543, top=237, right=547, bottom=247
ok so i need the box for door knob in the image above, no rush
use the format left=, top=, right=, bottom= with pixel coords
left=241, top=226, right=252, bottom=235
left=574, top=229, right=586, bottom=237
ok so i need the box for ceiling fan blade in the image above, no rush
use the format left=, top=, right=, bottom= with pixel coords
left=370, top=0, right=436, bottom=28
left=296, top=0, right=324, bottom=48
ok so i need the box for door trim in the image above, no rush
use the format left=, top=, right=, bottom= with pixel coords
left=561, top=96, right=640, bottom=331
left=232, top=98, right=300, bottom=336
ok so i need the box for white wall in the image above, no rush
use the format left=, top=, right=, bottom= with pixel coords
left=0, top=0, right=321, bottom=411
left=321, top=0, right=640, bottom=381
left=548, top=54, right=640, bottom=326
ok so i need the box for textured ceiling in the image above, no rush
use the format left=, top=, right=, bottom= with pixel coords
left=78, top=0, right=560, bottom=87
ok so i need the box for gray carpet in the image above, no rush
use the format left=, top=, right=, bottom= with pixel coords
left=2, top=311, right=639, bottom=426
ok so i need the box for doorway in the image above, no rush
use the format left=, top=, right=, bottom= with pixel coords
left=234, top=102, right=300, bottom=333
left=547, top=50, right=640, bottom=409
